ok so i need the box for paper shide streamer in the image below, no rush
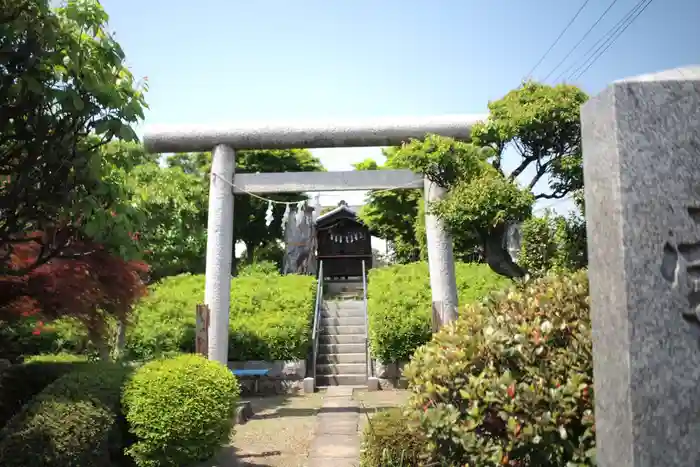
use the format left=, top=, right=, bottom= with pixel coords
left=282, top=204, right=290, bottom=232
left=295, top=201, right=306, bottom=224
left=265, top=201, right=274, bottom=227
left=265, top=200, right=310, bottom=232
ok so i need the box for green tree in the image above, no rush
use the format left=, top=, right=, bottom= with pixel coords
left=518, top=209, right=587, bottom=277
left=166, top=149, right=325, bottom=263
left=166, top=152, right=210, bottom=176
left=91, top=141, right=210, bottom=281
left=356, top=82, right=587, bottom=275
left=355, top=152, right=423, bottom=263
left=472, top=81, right=588, bottom=200
left=234, top=149, right=324, bottom=259
left=1, top=0, right=148, bottom=274
left=128, top=163, right=209, bottom=281
left=101, top=140, right=159, bottom=171
left=395, top=135, right=534, bottom=278
left=357, top=141, right=520, bottom=265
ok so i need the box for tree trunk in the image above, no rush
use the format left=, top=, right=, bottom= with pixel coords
left=88, top=328, right=111, bottom=362
left=482, top=225, right=528, bottom=280
left=244, top=240, right=256, bottom=262
left=112, top=320, right=127, bottom=361
left=283, top=205, right=316, bottom=275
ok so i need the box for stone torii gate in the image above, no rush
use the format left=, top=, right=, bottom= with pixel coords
left=143, top=115, right=485, bottom=365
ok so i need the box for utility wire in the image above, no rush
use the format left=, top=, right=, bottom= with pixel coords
left=542, top=0, right=622, bottom=83
left=523, top=0, right=591, bottom=81
left=553, top=0, right=647, bottom=83
left=571, top=0, right=654, bottom=81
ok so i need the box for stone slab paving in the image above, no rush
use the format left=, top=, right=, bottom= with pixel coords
left=307, top=387, right=360, bottom=467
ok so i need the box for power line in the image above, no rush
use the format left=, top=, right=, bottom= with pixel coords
left=571, top=0, right=654, bottom=81
left=542, top=0, right=622, bottom=83
left=553, top=0, right=647, bottom=83
left=523, top=0, right=592, bottom=81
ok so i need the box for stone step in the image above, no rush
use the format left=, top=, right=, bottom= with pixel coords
left=333, top=291, right=364, bottom=299
left=324, top=281, right=364, bottom=296
left=316, top=374, right=367, bottom=386
left=335, top=299, right=364, bottom=306
left=321, top=325, right=365, bottom=335
left=317, top=353, right=366, bottom=364
left=319, top=334, right=366, bottom=345
left=321, top=316, right=365, bottom=326
left=318, top=343, right=365, bottom=355
left=321, top=307, right=364, bottom=318
left=324, top=303, right=365, bottom=312
left=316, top=363, right=366, bottom=375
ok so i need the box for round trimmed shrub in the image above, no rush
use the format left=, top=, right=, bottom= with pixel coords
left=122, top=353, right=240, bottom=467
left=0, top=354, right=90, bottom=429
left=403, top=271, right=594, bottom=466
left=0, top=362, right=132, bottom=467
left=360, top=407, right=424, bottom=467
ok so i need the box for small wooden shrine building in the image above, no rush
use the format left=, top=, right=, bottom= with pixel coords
left=315, top=201, right=372, bottom=279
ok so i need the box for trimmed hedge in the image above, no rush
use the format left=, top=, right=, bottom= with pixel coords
left=122, top=353, right=240, bottom=467
left=0, top=362, right=132, bottom=467
left=23, top=352, right=90, bottom=364
left=403, top=271, right=594, bottom=466
left=125, top=270, right=316, bottom=361
left=367, top=262, right=509, bottom=363
left=360, top=407, right=424, bottom=466
left=0, top=354, right=90, bottom=429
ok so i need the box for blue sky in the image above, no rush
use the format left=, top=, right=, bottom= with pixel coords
left=101, top=0, right=699, bottom=215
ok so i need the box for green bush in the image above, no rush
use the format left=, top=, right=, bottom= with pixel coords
left=360, top=407, right=424, bottom=467
left=248, top=244, right=285, bottom=271
left=45, top=317, right=100, bottom=356
left=0, top=318, right=57, bottom=362
left=126, top=271, right=316, bottom=361
left=122, top=353, right=240, bottom=467
left=0, top=354, right=90, bottom=429
left=23, top=352, right=90, bottom=364
left=0, top=316, right=100, bottom=363
left=519, top=211, right=587, bottom=277
left=238, top=259, right=279, bottom=276
left=0, top=362, right=132, bottom=467
left=403, top=271, right=594, bottom=466
left=367, top=262, right=509, bottom=363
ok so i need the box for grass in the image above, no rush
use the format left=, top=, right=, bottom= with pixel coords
left=356, top=390, right=417, bottom=467
left=354, top=389, right=409, bottom=434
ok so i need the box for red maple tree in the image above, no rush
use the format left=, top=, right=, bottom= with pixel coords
left=0, top=234, right=148, bottom=343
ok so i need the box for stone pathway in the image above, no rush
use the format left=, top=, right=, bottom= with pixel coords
left=307, top=386, right=360, bottom=467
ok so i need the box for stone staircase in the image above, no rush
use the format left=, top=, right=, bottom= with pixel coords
left=316, top=298, right=368, bottom=387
